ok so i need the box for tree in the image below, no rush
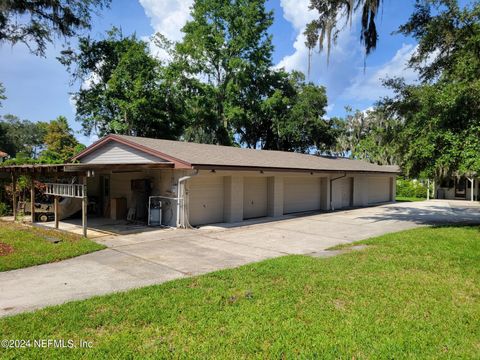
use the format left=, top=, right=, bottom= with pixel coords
left=331, top=107, right=400, bottom=165
left=262, top=71, right=335, bottom=152
left=0, top=82, right=5, bottom=107
left=305, top=0, right=382, bottom=65
left=172, top=0, right=274, bottom=145
left=0, top=0, right=110, bottom=56
left=40, top=116, right=84, bottom=162
left=331, top=108, right=369, bottom=157
left=0, top=115, right=47, bottom=158
left=62, top=28, right=186, bottom=138
left=305, top=0, right=477, bottom=70
left=381, top=1, right=480, bottom=179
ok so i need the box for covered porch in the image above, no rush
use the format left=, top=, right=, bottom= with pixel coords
left=435, top=174, right=479, bottom=201
left=0, top=162, right=176, bottom=237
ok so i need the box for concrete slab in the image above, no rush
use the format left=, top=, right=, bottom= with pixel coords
left=0, top=249, right=184, bottom=317
left=116, top=234, right=282, bottom=275
left=208, top=227, right=351, bottom=254
left=95, top=228, right=197, bottom=248
left=1, top=199, right=479, bottom=317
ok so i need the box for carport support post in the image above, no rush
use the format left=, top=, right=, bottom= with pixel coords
left=11, top=174, right=17, bottom=221
left=53, top=174, right=59, bottom=229
left=30, top=176, right=35, bottom=223
left=427, top=179, right=430, bottom=200
left=82, top=176, right=88, bottom=238
left=54, top=196, right=59, bottom=229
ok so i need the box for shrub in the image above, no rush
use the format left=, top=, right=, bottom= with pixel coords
left=0, top=202, right=10, bottom=216
left=396, top=178, right=428, bottom=198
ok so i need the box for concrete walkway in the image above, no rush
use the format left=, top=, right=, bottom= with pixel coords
left=1, top=200, right=479, bottom=317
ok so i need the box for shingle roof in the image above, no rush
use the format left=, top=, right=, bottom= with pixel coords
left=102, top=135, right=398, bottom=173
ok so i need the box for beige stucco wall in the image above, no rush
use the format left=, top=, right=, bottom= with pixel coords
left=268, top=176, right=284, bottom=217
left=224, top=176, right=244, bottom=222
left=353, top=174, right=369, bottom=207
left=87, top=168, right=396, bottom=227
left=185, top=170, right=396, bottom=226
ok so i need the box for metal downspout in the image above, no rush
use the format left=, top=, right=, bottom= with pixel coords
left=176, top=169, right=199, bottom=228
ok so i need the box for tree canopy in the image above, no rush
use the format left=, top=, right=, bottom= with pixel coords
left=172, top=0, right=275, bottom=145
left=0, top=0, right=110, bottom=57
left=305, top=0, right=382, bottom=65
left=383, top=1, right=480, bottom=178
left=61, top=28, right=186, bottom=139
left=332, top=1, right=480, bottom=180
left=40, top=116, right=85, bottom=163
left=59, top=0, right=335, bottom=154
left=0, top=83, right=5, bottom=107
left=332, top=107, right=401, bottom=165
left=168, top=0, right=335, bottom=151
left=0, top=115, right=84, bottom=164
left=0, top=114, right=47, bottom=158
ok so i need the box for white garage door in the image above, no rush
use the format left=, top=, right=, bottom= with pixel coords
left=284, top=177, right=321, bottom=214
left=188, top=176, right=224, bottom=226
left=243, top=177, right=268, bottom=219
left=332, top=177, right=353, bottom=209
left=368, top=177, right=391, bottom=204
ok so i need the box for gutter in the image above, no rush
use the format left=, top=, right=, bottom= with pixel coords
left=192, top=164, right=400, bottom=175
left=329, top=172, right=347, bottom=211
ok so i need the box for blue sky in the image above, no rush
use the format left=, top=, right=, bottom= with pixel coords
left=0, top=0, right=418, bottom=146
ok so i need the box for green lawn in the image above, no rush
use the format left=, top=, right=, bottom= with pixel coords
left=0, top=221, right=105, bottom=272
left=396, top=196, right=427, bottom=202
left=1, top=226, right=479, bottom=359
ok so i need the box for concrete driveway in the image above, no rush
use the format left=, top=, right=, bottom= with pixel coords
left=1, top=200, right=479, bottom=317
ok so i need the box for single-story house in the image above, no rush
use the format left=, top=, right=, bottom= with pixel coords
left=67, top=134, right=399, bottom=228
left=0, top=134, right=399, bottom=233
left=436, top=176, right=479, bottom=201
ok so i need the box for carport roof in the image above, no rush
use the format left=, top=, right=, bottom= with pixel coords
left=72, top=134, right=400, bottom=173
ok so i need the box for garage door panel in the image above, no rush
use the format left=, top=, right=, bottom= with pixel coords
left=284, top=177, right=321, bottom=214
left=368, top=177, right=391, bottom=204
left=332, top=177, right=353, bottom=209
left=189, top=177, right=224, bottom=226
left=243, top=177, right=268, bottom=219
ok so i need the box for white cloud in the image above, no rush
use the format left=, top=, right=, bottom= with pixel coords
left=342, top=43, right=418, bottom=101
left=138, top=0, right=193, bottom=42
left=276, top=1, right=363, bottom=102
left=77, top=133, right=98, bottom=147
left=279, top=0, right=316, bottom=31
left=276, top=2, right=422, bottom=116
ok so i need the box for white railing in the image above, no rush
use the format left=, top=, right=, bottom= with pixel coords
left=45, top=183, right=86, bottom=198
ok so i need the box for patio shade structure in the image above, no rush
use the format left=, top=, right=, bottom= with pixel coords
left=0, top=162, right=174, bottom=237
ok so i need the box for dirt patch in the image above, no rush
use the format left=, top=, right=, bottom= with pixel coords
left=0, top=242, right=14, bottom=256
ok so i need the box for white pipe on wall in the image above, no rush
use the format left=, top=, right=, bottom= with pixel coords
left=176, top=170, right=199, bottom=228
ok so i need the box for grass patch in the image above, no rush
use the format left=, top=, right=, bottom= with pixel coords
left=0, top=221, right=105, bottom=272
left=1, top=226, right=480, bottom=358
left=396, top=196, right=426, bottom=202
